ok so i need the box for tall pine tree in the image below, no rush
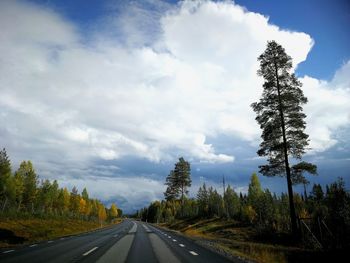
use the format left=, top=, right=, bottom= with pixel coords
left=251, top=40, right=316, bottom=236
left=164, top=170, right=179, bottom=201
left=164, top=157, right=191, bottom=216
left=174, top=157, right=191, bottom=208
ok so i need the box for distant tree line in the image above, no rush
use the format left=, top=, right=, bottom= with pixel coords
left=0, top=148, right=122, bottom=223
left=137, top=158, right=350, bottom=249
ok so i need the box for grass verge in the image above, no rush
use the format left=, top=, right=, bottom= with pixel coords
left=0, top=218, right=122, bottom=248
left=160, top=217, right=341, bottom=263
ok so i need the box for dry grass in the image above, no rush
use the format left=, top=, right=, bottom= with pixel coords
left=162, top=218, right=308, bottom=263
left=183, top=228, right=210, bottom=238
left=0, top=218, right=121, bottom=248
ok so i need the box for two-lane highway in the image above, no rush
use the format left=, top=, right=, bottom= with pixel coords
left=0, top=220, right=133, bottom=263
left=0, top=220, right=245, bottom=262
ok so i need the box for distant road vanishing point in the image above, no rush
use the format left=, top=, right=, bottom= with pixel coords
left=0, top=219, right=244, bottom=263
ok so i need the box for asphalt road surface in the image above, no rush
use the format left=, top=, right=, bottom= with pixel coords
left=0, top=219, right=244, bottom=263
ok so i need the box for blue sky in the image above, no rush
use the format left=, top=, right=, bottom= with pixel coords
left=1, top=0, right=349, bottom=213
left=235, top=0, right=350, bottom=80
left=30, top=0, right=350, bottom=80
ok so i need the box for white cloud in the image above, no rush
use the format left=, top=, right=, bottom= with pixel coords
left=0, top=0, right=349, bottom=208
left=161, top=1, right=312, bottom=69
left=0, top=0, right=77, bottom=46
left=302, top=61, right=350, bottom=152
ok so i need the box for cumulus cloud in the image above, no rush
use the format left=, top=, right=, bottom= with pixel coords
left=302, top=61, right=350, bottom=152
left=0, top=0, right=349, bottom=210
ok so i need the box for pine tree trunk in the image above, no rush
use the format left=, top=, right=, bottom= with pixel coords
left=274, top=62, right=298, bottom=237
left=2, top=197, right=8, bottom=212
left=17, top=200, right=22, bottom=212
left=181, top=184, right=184, bottom=217
left=303, top=183, right=308, bottom=201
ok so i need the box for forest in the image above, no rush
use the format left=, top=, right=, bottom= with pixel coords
left=0, top=148, right=121, bottom=223
left=137, top=157, right=350, bottom=250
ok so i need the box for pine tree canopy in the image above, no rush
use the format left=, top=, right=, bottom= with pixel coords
left=163, top=157, right=191, bottom=202
left=252, top=40, right=312, bottom=178
left=164, top=170, right=179, bottom=201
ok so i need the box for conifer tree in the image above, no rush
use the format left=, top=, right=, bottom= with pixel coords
left=197, top=183, right=209, bottom=216
left=38, top=179, right=52, bottom=213
left=174, top=157, right=191, bottom=213
left=82, top=188, right=89, bottom=201
left=164, top=170, right=179, bottom=201
left=247, top=173, right=263, bottom=206
left=0, top=148, right=12, bottom=210
left=224, top=185, right=240, bottom=219
left=164, top=157, right=191, bottom=216
left=251, top=40, right=317, bottom=236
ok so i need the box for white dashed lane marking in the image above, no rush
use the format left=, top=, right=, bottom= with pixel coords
left=29, top=244, right=37, bottom=247
left=189, top=251, right=199, bottom=256
left=3, top=250, right=15, bottom=254
left=48, top=241, right=53, bottom=243
left=83, top=247, right=98, bottom=256
left=128, top=222, right=137, bottom=234
left=179, top=244, right=185, bottom=247
left=172, top=239, right=177, bottom=242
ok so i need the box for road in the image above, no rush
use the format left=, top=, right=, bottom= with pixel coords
left=0, top=220, right=244, bottom=263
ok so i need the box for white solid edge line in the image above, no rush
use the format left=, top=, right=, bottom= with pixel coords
left=3, top=250, right=15, bottom=254
left=29, top=244, right=37, bottom=247
left=189, top=251, right=199, bottom=256
left=83, top=247, right=98, bottom=256
left=179, top=244, right=185, bottom=247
